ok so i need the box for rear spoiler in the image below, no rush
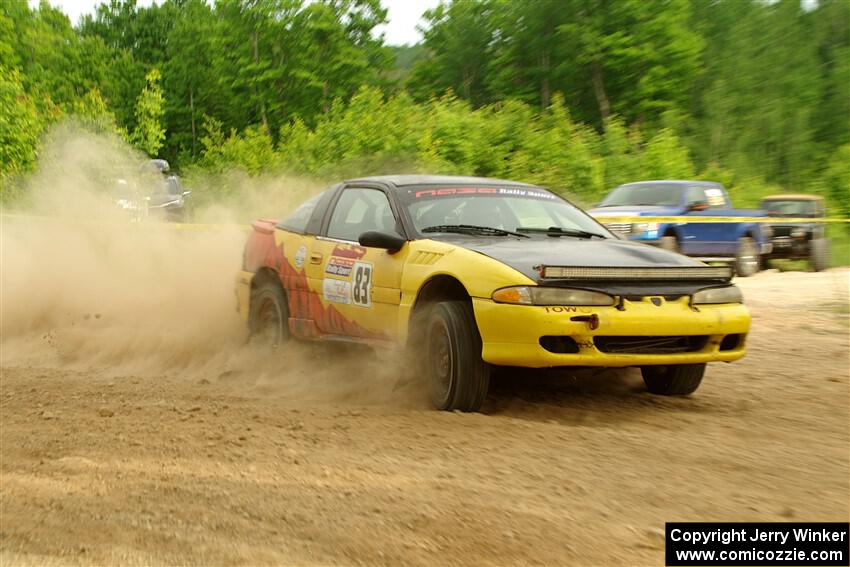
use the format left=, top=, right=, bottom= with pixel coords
left=250, top=218, right=279, bottom=234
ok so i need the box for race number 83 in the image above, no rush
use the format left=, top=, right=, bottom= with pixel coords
left=352, top=262, right=372, bottom=307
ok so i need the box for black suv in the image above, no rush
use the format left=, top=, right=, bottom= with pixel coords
left=760, top=194, right=829, bottom=271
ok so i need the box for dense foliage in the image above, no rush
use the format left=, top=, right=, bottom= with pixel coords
left=1, top=0, right=848, bottom=214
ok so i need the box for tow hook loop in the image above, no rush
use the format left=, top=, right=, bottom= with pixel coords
left=570, top=314, right=599, bottom=330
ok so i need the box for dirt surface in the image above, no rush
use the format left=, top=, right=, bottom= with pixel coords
left=2, top=263, right=849, bottom=566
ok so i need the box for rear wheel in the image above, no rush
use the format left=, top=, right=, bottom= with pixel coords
left=248, top=279, right=290, bottom=347
left=641, top=364, right=705, bottom=395
left=425, top=301, right=490, bottom=412
left=735, top=236, right=760, bottom=277
left=809, top=238, right=830, bottom=272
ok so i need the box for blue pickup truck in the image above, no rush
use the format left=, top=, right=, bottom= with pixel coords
left=589, top=180, right=772, bottom=276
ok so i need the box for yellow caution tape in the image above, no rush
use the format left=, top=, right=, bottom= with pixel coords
left=590, top=216, right=850, bottom=223
left=3, top=212, right=850, bottom=230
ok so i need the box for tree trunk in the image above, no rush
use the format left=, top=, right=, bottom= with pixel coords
left=591, top=60, right=611, bottom=126
left=540, top=51, right=551, bottom=109
left=252, top=29, right=269, bottom=130
left=189, top=85, right=196, bottom=158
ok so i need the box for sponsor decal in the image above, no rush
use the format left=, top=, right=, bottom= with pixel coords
left=543, top=306, right=578, bottom=313
left=325, top=257, right=354, bottom=277
left=413, top=187, right=557, bottom=200
left=294, top=245, right=307, bottom=269
left=331, top=244, right=368, bottom=260
left=351, top=261, right=373, bottom=307
left=322, top=278, right=351, bottom=305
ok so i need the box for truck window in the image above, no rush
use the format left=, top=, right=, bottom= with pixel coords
left=598, top=183, right=683, bottom=207
left=704, top=187, right=728, bottom=208
left=686, top=186, right=707, bottom=206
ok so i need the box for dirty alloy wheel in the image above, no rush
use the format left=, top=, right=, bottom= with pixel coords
left=425, top=301, right=490, bottom=412
left=735, top=236, right=760, bottom=277
left=248, top=280, right=290, bottom=347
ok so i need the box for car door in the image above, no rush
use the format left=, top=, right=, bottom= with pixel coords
left=308, top=185, right=408, bottom=340
left=680, top=185, right=726, bottom=255
left=679, top=186, right=706, bottom=255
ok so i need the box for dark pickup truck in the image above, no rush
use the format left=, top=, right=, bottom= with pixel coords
left=589, top=180, right=772, bottom=276
left=760, top=194, right=830, bottom=271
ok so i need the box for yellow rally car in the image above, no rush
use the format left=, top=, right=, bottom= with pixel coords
left=236, top=175, right=751, bottom=411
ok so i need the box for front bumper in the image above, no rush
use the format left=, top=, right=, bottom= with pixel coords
left=765, top=236, right=807, bottom=258
left=472, top=296, right=750, bottom=368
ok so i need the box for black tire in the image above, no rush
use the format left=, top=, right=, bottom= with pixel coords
left=641, top=364, right=706, bottom=395
left=248, top=279, right=290, bottom=347
left=735, top=236, right=760, bottom=277
left=425, top=301, right=490, bottom=412
left=809, top=238, right=830, bottom=272
left=659, top=235, right=679, bottom=253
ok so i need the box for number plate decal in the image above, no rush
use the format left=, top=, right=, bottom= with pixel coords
left=351, top=262, right=373, bottom=308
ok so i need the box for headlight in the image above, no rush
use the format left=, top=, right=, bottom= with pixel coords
left=692, top=286, right=743, bottom=304
left=631, top=222, right=659, bottom=234
left=492, top=286, right=615, bottom=306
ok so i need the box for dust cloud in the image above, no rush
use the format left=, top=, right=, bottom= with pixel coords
left=1, top=124, right=420, bottom=407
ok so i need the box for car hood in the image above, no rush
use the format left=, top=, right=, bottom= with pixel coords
left=435, top=235, right=729, bottom=296
left=588, top=205, right=681, bottom=217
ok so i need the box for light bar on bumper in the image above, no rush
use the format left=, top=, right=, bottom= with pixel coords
left=538, top=266, right=733, bottom=280
left=492, top=286, right=615, bottom=306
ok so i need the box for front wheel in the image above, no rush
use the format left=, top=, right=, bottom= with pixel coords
left=735, top=236, right=760, bottom=277
left=641, top=364, right=706, bottom=395
left=248, top=279, right=290, bottom=347
left=809, top=238, right=830, bottom=272
left=425, top=301, right=490, bottom=412
left=659, top=235, right=679, bottom=253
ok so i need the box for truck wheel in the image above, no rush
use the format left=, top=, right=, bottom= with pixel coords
left=425, top=301, right=490, bottom=412
left=659, top=236, right=679, bottom=253
left=249, top=279, right=290, bottom=347
left=809, top=238, right=830, bottom=272
left=735, top=236, right=760, bottom=277
left=641, top=364, right=706, bottom=395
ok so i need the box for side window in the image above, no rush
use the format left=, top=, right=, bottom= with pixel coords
left=279, top=191, right=323, bottom=234
left=704, top=187, right=728, bottom=208
left=167, top=177, right=181, bottom=196
left=686, top=186, right=707, bottom=206
left=327, top=188, right=396, bottom=242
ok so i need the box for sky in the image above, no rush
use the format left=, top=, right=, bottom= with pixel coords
left=29, top=0, right=441, bottom=45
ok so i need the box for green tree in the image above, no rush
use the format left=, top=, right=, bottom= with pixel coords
left=408, top=0, right=495, bottom=105
left=0, top=66, right=45, bottom=199
left=131, top=69, right=165, bottom=156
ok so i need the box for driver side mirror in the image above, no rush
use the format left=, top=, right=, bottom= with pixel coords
left=687, top=200, right=708, bottom=212
left=359, top=231, right=406, bottom=254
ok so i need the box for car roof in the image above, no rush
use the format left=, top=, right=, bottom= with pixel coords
left=762, top=194, right=823, bottom=201
left=343, top=174, right=538, bottom=189
left=618, top=180, right=722, bottom=186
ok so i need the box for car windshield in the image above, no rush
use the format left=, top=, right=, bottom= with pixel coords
left=763, top=200, right=818, bottom=217
left=598, top=183, right=683, bottom=207
left=400, top=185, right=611, bottom=237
